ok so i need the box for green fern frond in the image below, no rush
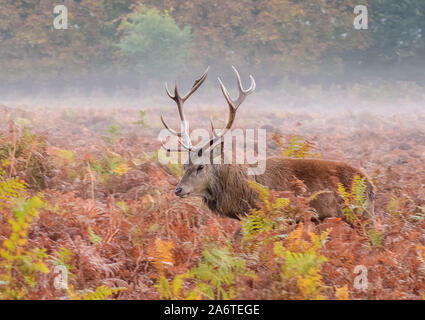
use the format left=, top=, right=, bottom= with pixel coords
left=83, top=285, right=126, bottom=300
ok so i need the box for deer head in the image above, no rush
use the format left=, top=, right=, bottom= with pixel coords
left=160, top=67, right=255, bottom=198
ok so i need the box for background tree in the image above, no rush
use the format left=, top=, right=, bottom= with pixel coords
left=118, top=5, right=192, bottom=80
left=0, top=0, right=424, bottom=90
left=0, top=0, right=121, bottom=86
left=369, top=0, right=425, bottom=62
left=142, top=0, right=370, bottom=77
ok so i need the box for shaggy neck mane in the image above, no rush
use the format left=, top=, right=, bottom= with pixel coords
left=203, top=164, right=258, bottom=219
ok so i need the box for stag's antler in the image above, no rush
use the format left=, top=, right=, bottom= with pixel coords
left=161, top=66, right=255, bottom=157
left=161, top=67, right=210, bottom=152
left=199, top=66, right=256, bottom=155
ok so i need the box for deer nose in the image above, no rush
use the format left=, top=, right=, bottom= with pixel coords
left=174, top=187, right=183, bottom=196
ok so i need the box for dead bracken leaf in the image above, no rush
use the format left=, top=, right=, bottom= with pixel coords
left=0, top=107, right=424, bottom=300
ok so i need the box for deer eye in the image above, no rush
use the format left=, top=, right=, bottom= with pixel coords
left=197, top=165, right=204, bottom=172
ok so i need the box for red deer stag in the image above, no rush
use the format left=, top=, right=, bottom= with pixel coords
left=160, top=67, right=375, bottom=221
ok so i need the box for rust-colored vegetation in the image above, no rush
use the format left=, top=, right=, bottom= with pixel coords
left=0, top=105, right=424, bottom=300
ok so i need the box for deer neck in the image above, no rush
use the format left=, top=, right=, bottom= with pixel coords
left=203, top=164, right=257, bottom=219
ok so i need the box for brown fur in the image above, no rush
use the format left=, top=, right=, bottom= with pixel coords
left=177, top=156, right=375, bottom=221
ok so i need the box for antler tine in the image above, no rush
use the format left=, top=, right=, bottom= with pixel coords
left=216, top=67, right=256, bottom=134
left=161, top=67, right=210, bottom=145
left=162, top=82, right=185, bottom=138
left=164, top=81, right=177, bottom=100
left=182, top=66, right=210, bottom=102
left=232, top=66, right=256, bottom=95
left=164, top=80, right=185, bottom=121
left=161, top=136, right=193, bottom=153
left=198, top=67, right=256, bottom=155
left=160, top=114, right=181, bottom=137
left=209, top=117, right=219, bottom=138
left=161, top=144, right=183, bottom=153
left=217, top=77, right=234, bottom=111
left=230, top=65, right=256, bottom=109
